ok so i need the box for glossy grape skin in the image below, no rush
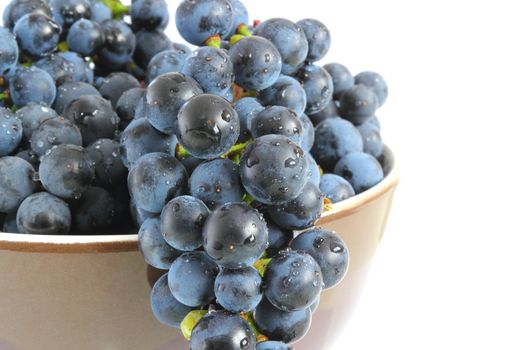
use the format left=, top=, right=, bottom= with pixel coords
left=266, top=219, right=293, bottom=258
left=311, top=117, right=363, bottom=172
left=334, top=151, right=384, bottom=194
left=30, top=117, right=82, bottom=157
left=355, top=71, right=389, bottom=107
left=202, top=202, right=269, bottom=268
left=291, top=227, right=349, bottom=289
left=298, top=113, right=314, bottom=152
left=90, top=1, right=111, bottom=23
left=2, top=212, right=19, bottom=233
left=227, top=0, right=249, bottom=37
left=319, top=174, right=355, bottom=203
left=175, top=94, right=240, bottom=159
left=254, top=297, right=312, bottom=344
left=339, top=84, right=379, bottom=125
left=99, top=20, right=136, bottom=68
left=64, top=95, right=119, bottom=145
left=294, top=64, right=334, bottom=115
left=49, top=0, right=91, bottom=30
left=34, top=54, right=74, bottom=86
left=357, top=119, right=384, bottom=159
left=127, top=152, right=188, bottom=213
left=256, top=341, right=292, bottom=350
left=214, top=266, right=263, bottom=312
left=189, top=158, right=243, bottom=210
left=131, top=0, right=169, bottom=31
left=16, top=192, right=71, bottom=234
left=240, top=134, right=308, bottom=205
left=184, top=46, right=234, bottom=96
left=138, top=217, right=181, bottom=270
left=133, top=29, right=173, bottom=70
left=0, top=108, right=23, bottom=157
left=0, top=157, right=37, bottom=213
left=13, top=13, right=61, bottom=58
left=119, top=118, right=173, bottom=168
left=58, top=51, right=94, bottom=83
left=234, top=97, right=264, bottom=143
left=3, top=0, right=52, bottom=31
left=323, top=63, right=354, bottom=100
left=98, top=72, right=141, bottom=108
left=297, top=19, right=331, bottom=62
left=9, top=66, right=57, bottom=108
left=0, top=28, right=18, bottom=76
left=145, top=47, right=190, bottom=84
left=175, top=0, right=234, bottom=45
left=150, top=273, right=194, bottom=329
left=160, top=195, right=209, bottom=251
left=254, top=18, right=308, bottom=75
left=115, top=88, right=145, bottom=129
left=86, top=138, right=126, bottom=188
left=251, top=106, right=303, bottom=145
left=308, top=99, right=338, bottom=126
left=190, top=311, right=256, bottom=350
left=66, top=19, right=104, bottom=56
left=259, top=75, right=307, bottom=116
left=168, top=251, right=219, bottom=307
left=53, top=80, right=101, bottom=115
left=229, top=36, right=282, bottom=91
left=70, top=186, right=115, bottom=233
left=144, top=72, right=203, bottom=135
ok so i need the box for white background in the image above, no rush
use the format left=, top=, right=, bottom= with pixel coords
left=4, top=0, right=525, bottom=349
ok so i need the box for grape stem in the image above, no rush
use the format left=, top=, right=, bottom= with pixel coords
left=58, top=41, right=69, bottom=53
left=101, top=0, right=129, bottom=19
left=229, top=34, right=245, bottom=46
left=236, top=23, right=252, bottom=37
left=0, top=90, right=9, bottom=102
left=205, top=35, right=222, bottom=48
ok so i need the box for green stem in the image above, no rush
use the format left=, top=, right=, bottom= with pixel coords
left=236, top=23, right=252, bottom=37
left=229, top=34, right=245, bottom=46
left=0, top=91, right=8, bottom=101
left=181, top=310, right=208, bottom=341
left=242, top=193, right=255, bottom=205
left=175, top=144, right=191, bottom=159
left=205, top=35, right=222, bottom=48
left=101, top=0, right=129, bottom=19
left=58, top=41, right=69, bottom=53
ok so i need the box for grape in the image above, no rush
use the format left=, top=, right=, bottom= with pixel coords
left=30, top=117, right=82, bottom=157
left=9, top=66, right=57, bottom=107
left=150, top=273, right=194, bottom=329
left=368, top=115, right=381, bottom=130
left=254, top=18, right=308, bottom=75
left=229, top=36, right=282, bottom=91
left=49, top=0, right=91, bottom=31
left=16, top=192, right=71, bottom=234
left=214, top=266, right=263, bottom=312
left=168, top=251, right=219, bottom=307
left=256, top=341, right=292, bottom=350
left=53, top=80, right=101, bottom=115
left=138, top=217, right=181, bottom=270
left=240, top=134, right=308, bottom=205
left=323, top=63, right=354, bottom=99
left=85, top=138, right=126, bottom=188
left=175, top=93, right=239, bottom=159
left=129, top=199, right=157, bottom=228
left=307, top=99, right=338, bottom=126
left=99, top=20, right=136, bottom=68
left=90, top=1, right=111, bottom=23
left=13, top=13, right=61, bottom=57
left=0, top=107, right=23, bottom=157
left=114, top=87, right=145, bottom=130
left=293, top=64, right=334, bottom=115
left=98, top=72, right=141, bottom=109
left=0, top=27, right=18, bottom=76
left=319, top=174, right=355, bottom=203
left=234, top=97, right=264, bottom=143
left=297, top=19, right=331, bottom=62
left=131, top=0, right=169, bottom=31
left=259, top=75, right=307, bottom=116
left=266, top=219, right=293, bottom=257
left=339, top=84, right=378, bottom=125
left=298, top=113, right=314, bottom=152
left=305, top=152, right=321, bottom=185
left=355, top=71, right=389, bottom=107
left=357, top=119, right=384, bottom=159
left=133, top=29, right=173, bottom=70
left=290, top=227, right=350, bottom=289
left=66, top=19, right=104, bottom=56
left=202, top=202, right=268, bottom=268
left=184, top=46, right=234, bottom=96
left=127, top=152, right=188, bottom=213
left=145, top=47, right=190, bottom=84
left=227, top=0, right=249, bottom=37
left=334, top=151, right=384, bottom=194
left=3, top=0, right=52, bottom=31
left=250, top=106, right=303, bottom=145
left=58, top=51, right=94, bottom=84
left=34, top=54, right=74, bottom=86
left=70, top=186, right=115, bottom=233
left=160, top=195, right=210, bottom=251
left=0, top=157, right=37, bottom=213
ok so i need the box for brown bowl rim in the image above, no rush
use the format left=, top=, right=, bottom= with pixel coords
left=0, top=147, right=399, bottom=253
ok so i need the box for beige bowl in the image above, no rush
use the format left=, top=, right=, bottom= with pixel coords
left=0, top=147, right=399, bottom=350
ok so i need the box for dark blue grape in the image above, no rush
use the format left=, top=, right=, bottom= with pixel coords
left=131, top=0, right=169, bottom=31
left=129, top=199, right=157, bottom=228
left=115, top=87, right=145, bottom=129
left=234, top=97, right=264, bottom=143
left=323, top=63, right=354, bottom=99
left=202, top=202, right=268, bottom=268
left=150, top=273, right=194, bottom=329
left=259, top=75, right=307, bottom=116
left=9, top=66, right=57, bottom=107
left=3, top=0, right=52, bottom=31
left=291, top=227, right=349, bottom=289
left=144, top=72, right=203, bottom=134
left=0, top=28, right=18, bottom=76
left=298, top=113, right=314, bottom=152
left=297, top=19, right=331, bottom=62
left=127, top=152, right=188, bottom=213
left=98, top=72, right=141, bottom=108
left=99, top=20, right=136, bottom=68
left=357, top=119, right=383, bottom=159
left=251, top=105, right=303, bottom=145
left=240, top=134, right=308, bottom=205
left=190, top=311, right=256, bottom=350
left=229, top=36, right=282, bottom=91
left=184, top=46, right=234, bottom=96
left=49, top=0, right=91, bottom=31
left=178, top=156, right=204, bottom=176
left=0, top=107, right=23, bottom=157
left=168, top=251, right=219, bottom=307
left=175, top=94, right=239, bottom=159
left=319, top=174, right=355, bottom=203
left=256, top=341, right=292, bottom=350
left=0, top=157, right=37, bottom=213
left=227, top=0, right=249, bottom=37
left=339, top=84, right=378, bottom=125
left=334, top=151, right=384, bottom=194
left=39, top=144, right=95, bottom=199
left=34, top=54, right=74, bottom=86
left=2, top=212, right=19, bottom=233
left=189, top=158, right=243, bottom=210
left=16, top=192, right=71, bottom=234
left=13, top=13, right=61, bottom=57
left=311, top=117, right=363, bottom=172
left=265, top=219, right=293, bottom=258
left=293, top=64, right=334, bottom=115
left=160, top=195, right=209, bottom=251
left=175, top=0, right=234, bottom=45
left=355, top=71, right=388, bottom=107
left=53, top=80, right=101, bottom=114
left=133, top=29, right=173, bottom=70
left=305, top=152, right=320, bottom=186
left=214, top=266, right=263, bottom=312
left=64, top=95, right=119, bottom=145
left=70, top=186, right=115, bottom=233
left=58, top=51, right=94, bottom=84
left=308, top=99, right=338, bottom=126
left=90, top=1, right=111, bottom=23
left=86, top=138, right=126, bottom=188
left=30, top=116, right=82, bottom=157
left=146, top=47, right=190, bottom=84
left=254, top=297, right=311, bottom=344
left=66, top=19, right=105, bottom=56
left=254, top=18, right=308, bottom=75
left=138, top=217, right=181, bottom=269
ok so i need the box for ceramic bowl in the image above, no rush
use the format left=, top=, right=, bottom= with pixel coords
left=0, top=146, right=399, bottom=350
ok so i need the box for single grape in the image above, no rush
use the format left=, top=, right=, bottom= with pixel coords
left=90, top=1, right=111, bottom=23
left=33, top=54, right=74, bottom=86
left=308, top=99, right=338, bottom=126
left=150, top=273, right=194, bottom=329
left=293, top=64, right=334, bottom=115
left=259, top=75, right=307, bottom=116
left=214, top=266, right=263, bottom=312
left=319, top=174, right=355, bottom=203
left=334, top=151, right=384, bottom=194
left=99, top=20, right=136, bottom=68
left=354, top=71, right=389, bottom=107
left=0, top=107, right=23, bottom=157
left=266, top=219, right=294, bottom=257
left=251, top=106, right=303, bottom=145
left=53, top=80, right=101, bottom=115
left=86, top=139, right=126, bottom=188
left=234, top=97, right=264, bottom=143
left=66, top=19, right=104, bottom=56
left=133, top=29, right=173, bottom=70
left=30, top=116, right=83, bottom=157
left=357, top=119, right=384, bottom=159
left=339, top=84, right=378, bottom=125
left=0, top=28, right=18, bottom=76
left=131, top=0, right=169, bottom=31
left=184, top=46, right=234, bottom=96
left=98, top=72, right=141, bottom=109
left=0, top=157, right=37, bottom=213
left=9, top=66, right=57, bottom=107
left=297, top=18, right=331, bottom=62
left=49, top=0, right=91, bottom=30
left=138, top=217, right=181, bottom=270
left=13, top=13, right=61, bottom=57
left=115, top=88, right=145, bottom=130
left=3, top=0, right=52, bottom=31
left=323, top=63, right=354, bottom=100
left=58, top=51, right=94, bottom=84
left=145, top=47, right=191, bottom=84
left=16, top=192, right=71, bottom=234
left=70, top=186, right=115, bottom=233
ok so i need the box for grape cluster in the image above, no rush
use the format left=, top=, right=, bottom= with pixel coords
left=0, top=0, right=390, bottom=348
